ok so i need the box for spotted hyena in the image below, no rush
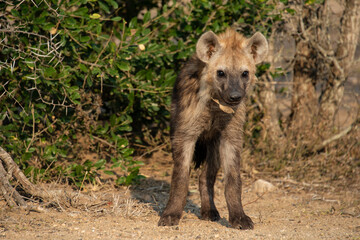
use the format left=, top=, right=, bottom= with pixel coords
left=158, top=28, right=268, bottom=229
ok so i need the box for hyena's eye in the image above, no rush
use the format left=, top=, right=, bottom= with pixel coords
left=217, top=70, right=226, bottom=77
left=241, top=71, right=249, bottom=78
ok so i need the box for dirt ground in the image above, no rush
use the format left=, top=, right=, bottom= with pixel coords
left=0, top=151, right=359, bottom=240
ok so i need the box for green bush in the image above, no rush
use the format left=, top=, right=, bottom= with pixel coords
left=0, top=0, right=281, bottom=186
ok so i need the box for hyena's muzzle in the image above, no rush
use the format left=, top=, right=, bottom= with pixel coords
left=215, top=70, right=249, bottom=106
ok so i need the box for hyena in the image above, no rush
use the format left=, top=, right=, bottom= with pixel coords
left=158, top=28, right=268, bottom=229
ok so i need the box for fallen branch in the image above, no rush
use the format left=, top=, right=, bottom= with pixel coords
left=0, top=146, right=93, bottom=208
left=312, top=119, right=359, bottom=152
left=273, top=178, right=335, bottom=191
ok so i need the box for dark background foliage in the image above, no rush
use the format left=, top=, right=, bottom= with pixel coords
left=0, top=0, right=281, bottom=186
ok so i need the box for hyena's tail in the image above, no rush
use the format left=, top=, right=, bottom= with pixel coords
left=193, top=140, right=207, bottom=169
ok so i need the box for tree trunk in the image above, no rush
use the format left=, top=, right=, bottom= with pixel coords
left=319, top=0, right=360, bottom=121
left=290, top=0, right=360, bottom=131
left=290, top=39, right=318, bottom=132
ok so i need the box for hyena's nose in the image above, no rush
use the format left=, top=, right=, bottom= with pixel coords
left=229, top=91, right=242, bottom=102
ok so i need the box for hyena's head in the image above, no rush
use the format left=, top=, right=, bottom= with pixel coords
left=196, top=28, right=268, bottom=106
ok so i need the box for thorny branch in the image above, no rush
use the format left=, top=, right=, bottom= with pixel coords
left=0, top=81, right=27, bottom=114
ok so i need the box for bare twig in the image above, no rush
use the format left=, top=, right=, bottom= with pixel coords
left=142, top=2, right=181, bottom=29
left=82, top=30, right=113, bottom=88
left=273, top=178, right=334, bottom=190
left=92, top=135, right=116, bottom=149
left=243, top=192, right=266, bottom=206
left=25, top=104, right=36, bottom=152
left=0, top=82, right=27, bottom=114
left=78, top=58, right=103, bottom=67
left=0, top=29, right=50, bottom=40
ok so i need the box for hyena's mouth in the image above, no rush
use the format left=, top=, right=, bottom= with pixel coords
left=211, top=94, right=242, bottom=114
left=219, top=95, right=242, bottom=106
left=211, top=98, right=235, bottom=114
left=224, top=99, right=241, bottom=106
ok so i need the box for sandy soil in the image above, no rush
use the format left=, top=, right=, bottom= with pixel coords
left=1, top=151, right=359, bottom=240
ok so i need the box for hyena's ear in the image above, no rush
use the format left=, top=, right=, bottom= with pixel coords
left=196, top=31, right=221, bottom=63
left=246, top=32, right=268, bottom=64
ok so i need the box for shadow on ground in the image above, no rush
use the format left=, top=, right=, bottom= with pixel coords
left=129, top=177, right=201, bottom=218
left=129, top=176, right=233, bottom=228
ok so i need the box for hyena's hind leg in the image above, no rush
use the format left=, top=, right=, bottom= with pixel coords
left=199, top=141, right=221, bottom=221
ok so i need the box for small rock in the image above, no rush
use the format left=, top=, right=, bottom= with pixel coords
left=253, top=179, right=276, bottom=194
left=171, top=226, right=179, bottom=230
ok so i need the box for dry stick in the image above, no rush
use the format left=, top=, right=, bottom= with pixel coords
left=0, top=29, right=49, bottom=41
left=25, top=114, right=58, bottom=153
left=0, top=83, right=27, bottom=114
left=201, top=10, right=217, bottom=32
left=243, top=192, right=266, bottom=207
left=26, top=104, right=35, bottom=152
left=298, top=10, right=345, bottom=79
left=142, top=2, right=181, bottom=29
left=92, top=135, right=116, bottom=148
left=78, top=58, right=103, bottom=67
left=79, top=171, right=88, bottom=193
left=272, top=178, right=333, bottom=190
left=133, top=142, right=169, bottom=161
left=82, top=30, right=113, bottom=88
left=312, top=122, right=357, bottom=152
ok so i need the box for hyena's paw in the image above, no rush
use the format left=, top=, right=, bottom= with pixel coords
left=158, top=214, right=181, bottom=226
left=230, top=215, right=254, bottom=230
left=201, top=209, right=220, bottom=222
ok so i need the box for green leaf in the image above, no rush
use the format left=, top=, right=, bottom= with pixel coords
left=70, top=91, right=81, bottom=103
left=94, top=159, right=106, bottom=169
left=137, top=37, right=149, bottom=45
left=129, top=17, right=138, bottom=28
left=98, top=1, right=110, bottom=14
left=79, top=63, right=88, bottom=72
left=10, top=9, right=20, bottom=17
left=44, top=67, right=57, bottom=78
left=104, top=170, right=115, bottom=175
left=90, top=13, right=101, bottom=19
left=285, top=8, right=296, bottom=15
left=73, top=7, right=88, bottom=17
left=24, top=58, right=35, bottom=69
left=111, top=16, right=122, bottom=21
left=65, top=17, right=77, bottom=26
left=117, top=62, right=130, bottom=71
left=117, top=138, right=129, bottom=148
left=80, top=35, right=91, bottom=42
left=143, top=12, right=151, bottom=23
left=96, top=123, right=109, bottom=134
left=107, top=67, right=118, bottom=76
left=107, top=0, right=118, bottom=9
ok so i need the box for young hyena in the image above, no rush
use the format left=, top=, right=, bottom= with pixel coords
left=158, top=28, right=268, bottom=229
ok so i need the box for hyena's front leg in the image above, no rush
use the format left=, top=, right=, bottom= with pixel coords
left=158, top=139, right=196, bottom=226
left=220, top=140, right=254, bottom=230
left=199, top=147, right=220, bottom=221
